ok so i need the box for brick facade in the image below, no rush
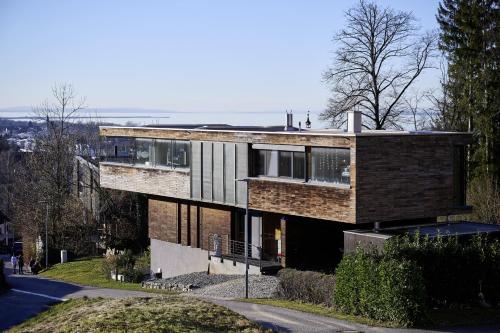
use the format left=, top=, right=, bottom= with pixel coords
left=249, top=179, right=355, bottom=223
left=148, top=198, right=231, bottom=251
left=355, top=135, right=470, bottom=223
left=100, top=163, right=190, bottom=199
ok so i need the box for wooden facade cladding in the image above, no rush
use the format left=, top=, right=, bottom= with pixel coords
left=100, top=163, right=190, bottom=199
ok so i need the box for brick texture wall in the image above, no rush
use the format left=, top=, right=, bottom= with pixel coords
left=148, top=198, right=231, bottom=251
left=100, top=163, right=190, bottom=199
left=249, top=180, right=355, bottom=223
left=355, top=135, right=470, bottom=223
left=200, top=207, right=231, bottom=250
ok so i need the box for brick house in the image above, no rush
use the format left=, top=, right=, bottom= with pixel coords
left=98, top=112, right=471, bottom=277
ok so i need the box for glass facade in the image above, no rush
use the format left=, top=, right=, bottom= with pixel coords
left=310, top=147, right=350, bottom=185
left=135, top=138, right=154, bottom=165
left=104, top=138, right=190, bottom=169
left=254, top=149, right=306, bottom=180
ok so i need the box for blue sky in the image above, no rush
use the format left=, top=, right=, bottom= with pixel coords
left=0, top=0, right=441, bottom=114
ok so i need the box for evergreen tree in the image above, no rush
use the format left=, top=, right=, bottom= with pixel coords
left=437, top=0, right=500, bottom=177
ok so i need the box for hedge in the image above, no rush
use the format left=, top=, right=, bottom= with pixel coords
left=334, top=250, right=427, bottom=327
left=276, top=269, right=336, bottom=306
left=384, top=233, right=500, bottom=306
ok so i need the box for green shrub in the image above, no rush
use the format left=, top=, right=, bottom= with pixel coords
left=334, top=250, right=427, bottom=327
left=384, top=233, right=500, bottom=306
left=277, top=268, right=336, bottom=306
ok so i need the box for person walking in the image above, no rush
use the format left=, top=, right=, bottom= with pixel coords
left=18, top=254, right=24, bottom=275
left=10, top=254, right=18, bottom=274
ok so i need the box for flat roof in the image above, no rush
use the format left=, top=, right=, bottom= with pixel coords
left=346, top=222, right=500, bottom=238
left=100, top=124, right=471, bottom=138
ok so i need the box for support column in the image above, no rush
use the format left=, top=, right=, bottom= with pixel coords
left=280, top=217, right=286, bottom=267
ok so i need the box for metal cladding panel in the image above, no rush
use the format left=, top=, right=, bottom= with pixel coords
left=190, top=141, right=202, bottom=200
left=224, top=144, right=236, bottom=204
left=213, top=142, right=224, bottom=203
left=202, top=142, right=213, bottom=200
left=236, top=143, right=248, bottom=206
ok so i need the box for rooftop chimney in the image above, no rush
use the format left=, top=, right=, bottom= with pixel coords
left=285, top=111, right=294, bottom=131
left=347, top=110, right=362, bottom=133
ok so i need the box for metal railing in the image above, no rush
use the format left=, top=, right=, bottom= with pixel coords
left=208, top=234, right=266, bottom=270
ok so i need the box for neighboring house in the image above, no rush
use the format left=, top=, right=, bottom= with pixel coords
left=73, top=156, right=100, bottom=222
left=98, top=111, right=471, bottom=277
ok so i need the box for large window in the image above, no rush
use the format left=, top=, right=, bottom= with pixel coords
left=105, top=138, right=190, bottom=169
left=311, top=147, right=350, bottom=185
left=254, top=149, right=305, bottom=180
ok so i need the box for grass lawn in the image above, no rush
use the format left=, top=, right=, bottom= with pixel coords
left=39, top=257, right=170, bottom=294
left=241, top=298, right=500, bottom=329
left=8, top=296, right=270, bottom=333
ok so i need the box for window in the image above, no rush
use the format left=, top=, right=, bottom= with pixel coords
left=254, top=149, right=305, bottom=180
left=279, top=151, right=292, bottom=177
left=135, top=138, right=154, bottom=165
left=154, top=139, right=172, bottom=167
left=453, top=145, right=466, bottom=206
left=311, top=147, right=350, bottom=185
left=106, top=138, right=190, bottom=169
left=293, top=152, right=305, bottom=179
left=173, top=140, right=190, bottom=168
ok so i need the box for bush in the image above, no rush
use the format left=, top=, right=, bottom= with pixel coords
left=277, top=268, right=336, bottom=306
left=334, top=250, right=427, bottom=327
left=101, top=250, right=146, bottom=283
left=384, top=233, right=500, bottom=306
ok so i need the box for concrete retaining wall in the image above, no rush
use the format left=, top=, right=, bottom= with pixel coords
left=151, top=238, right=209, bottom=278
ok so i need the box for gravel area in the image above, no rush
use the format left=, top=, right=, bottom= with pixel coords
left=192, top=275, right=279, bottom=299
left=143, top=272, right=241, bottom=289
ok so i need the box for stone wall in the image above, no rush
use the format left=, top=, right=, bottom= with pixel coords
left=100, top=163, right=190, bottom=198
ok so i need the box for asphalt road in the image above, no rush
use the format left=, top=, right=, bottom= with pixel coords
left=0, top=255, right=154, bottom=331
left=1, top=254, right=500, bottom=333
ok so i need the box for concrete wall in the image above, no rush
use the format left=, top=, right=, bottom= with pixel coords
left=150, top=238, right=209, bottom=278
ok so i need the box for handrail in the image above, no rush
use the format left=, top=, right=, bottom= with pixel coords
left=208, top=233, right=265, bottom=269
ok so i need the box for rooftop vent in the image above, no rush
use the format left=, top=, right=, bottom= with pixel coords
left=347, top=110, right=362, bottom=133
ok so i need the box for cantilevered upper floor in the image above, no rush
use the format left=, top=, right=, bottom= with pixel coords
left=98, top=120, right=471, bottom=225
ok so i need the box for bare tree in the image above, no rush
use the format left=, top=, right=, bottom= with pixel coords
left=403, top=89, right=433, bottom=131
left=321, top=0, right=437, bottom=129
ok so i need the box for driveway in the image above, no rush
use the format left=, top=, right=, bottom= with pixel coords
left=1, top=255, right=499, bottom=333
left=211, top=299, right=500, bottom=333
